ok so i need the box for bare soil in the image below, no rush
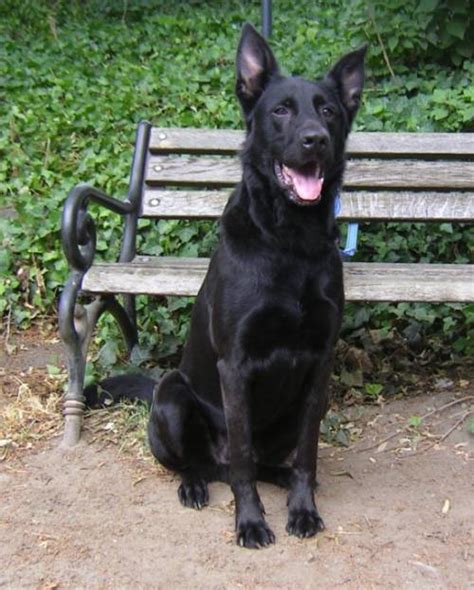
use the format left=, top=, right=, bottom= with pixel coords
left=1, top=329, right=473, bottom=589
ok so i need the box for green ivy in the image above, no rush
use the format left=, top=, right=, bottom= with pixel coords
left=1, top=0, right=472, bottom=385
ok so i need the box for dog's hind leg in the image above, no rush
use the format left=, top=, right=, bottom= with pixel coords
left=148, top=370, right=214, bottom=510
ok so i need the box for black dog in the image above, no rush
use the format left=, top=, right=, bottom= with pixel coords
left=89, top=24, right=366, bottom=548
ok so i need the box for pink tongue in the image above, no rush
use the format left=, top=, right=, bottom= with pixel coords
left=286, top=167, right=324, bottom=201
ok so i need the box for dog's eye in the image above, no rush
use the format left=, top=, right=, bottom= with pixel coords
left=274, top=105, right=290, bottom=116
left=321, top=106, right=334, bottom=118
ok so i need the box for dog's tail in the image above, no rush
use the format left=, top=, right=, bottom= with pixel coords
left=83, top=374, right=156, bottom=409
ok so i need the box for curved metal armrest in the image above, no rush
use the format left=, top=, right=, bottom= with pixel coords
left=61, top=184, right=136, bottom=272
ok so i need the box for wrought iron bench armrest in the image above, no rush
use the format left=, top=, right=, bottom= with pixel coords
left=61, top=184, right=137, bottom=273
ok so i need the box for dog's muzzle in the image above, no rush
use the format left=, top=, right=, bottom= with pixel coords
left=274, top=161, right=325, bottom=205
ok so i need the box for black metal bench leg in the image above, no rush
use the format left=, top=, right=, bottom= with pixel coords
left=58, top=273, right=138, bottom=446
left=59, top=273, right=90, bottom=446
left=106, top=295, right=139, bottom=353
left=122, top=294, right=137, bottom=336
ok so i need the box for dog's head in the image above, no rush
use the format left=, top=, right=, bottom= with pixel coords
left=236, top=24, right=367, bottom=207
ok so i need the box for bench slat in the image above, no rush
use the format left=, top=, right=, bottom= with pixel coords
left=146, top=156, right=474, bottom=190
left=82, top=257, right=474, bottom=302
left=141, top=189, right=474, bottom=221
left=150, top=128, right=474, bottom=158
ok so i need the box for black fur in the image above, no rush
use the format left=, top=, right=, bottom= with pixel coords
left=92, top=24, right=366, bottom=548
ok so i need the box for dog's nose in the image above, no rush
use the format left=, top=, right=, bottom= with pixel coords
left=301, top=130, right=329, bottom=151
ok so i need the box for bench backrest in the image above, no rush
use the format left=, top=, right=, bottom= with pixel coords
left=140, top=127, right=474, bottom=224
left=81, top=124, right=473, bottom=302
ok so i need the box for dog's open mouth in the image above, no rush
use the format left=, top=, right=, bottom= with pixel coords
left=274, top=161, right=324, bottom=205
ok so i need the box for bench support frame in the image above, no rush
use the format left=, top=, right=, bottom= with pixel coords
left=58, top=122, right=151, bottom=446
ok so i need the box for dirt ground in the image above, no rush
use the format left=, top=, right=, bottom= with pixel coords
left=1, top=329, right=473, bottom=589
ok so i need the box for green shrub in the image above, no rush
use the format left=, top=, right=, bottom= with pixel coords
left=1, top=0, right=472, bottom=388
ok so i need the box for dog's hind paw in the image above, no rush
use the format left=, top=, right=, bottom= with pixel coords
left=286, top=509, right=325, bottom=538
left=236, top=520, right=276, bottom=549
left=177, top=477, right=209, bottom=510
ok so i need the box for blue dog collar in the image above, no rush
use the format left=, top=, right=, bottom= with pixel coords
left=334, top=192, right=358, bottom=258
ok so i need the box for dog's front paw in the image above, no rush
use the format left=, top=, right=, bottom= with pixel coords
left=178, top=477, right=209, bottom=510
left=286, top=509, right=325, bottom=538
left=237, top=519, right=275, bottom=549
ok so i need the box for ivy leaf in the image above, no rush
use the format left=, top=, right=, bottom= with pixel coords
left=446, top=19, right=467, bottom=40
left=97, top=341, right=118, bottom=369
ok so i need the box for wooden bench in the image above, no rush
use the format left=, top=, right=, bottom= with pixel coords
left=58, top=121, right=474, bottom=446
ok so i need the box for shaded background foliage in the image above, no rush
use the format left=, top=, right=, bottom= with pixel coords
left=1, top=0, right=473, bottom=396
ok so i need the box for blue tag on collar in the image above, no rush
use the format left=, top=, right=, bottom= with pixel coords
left=343, top=223, right=359, bottom=257
left=334, top=192, right=358, bottom=258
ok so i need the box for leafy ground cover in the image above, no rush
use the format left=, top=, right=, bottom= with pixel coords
left=1, top=0, right=473, bottom=398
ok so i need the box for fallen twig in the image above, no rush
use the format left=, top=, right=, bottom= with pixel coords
left=356, top=396, right=473, bottom=454
left=419, top=396, right=473, bottom=421
left=356, top=429, right=402, bottom=453
left=401, top=411, right=472, bottom=458
left=132, top=476, right=148, bottom=487
left=431, top=409, right=469, bottom=428
left=438, top=411, right=472, bottom=444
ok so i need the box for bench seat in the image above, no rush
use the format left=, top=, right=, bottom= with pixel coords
left=82, top=258, right=474, bottom=302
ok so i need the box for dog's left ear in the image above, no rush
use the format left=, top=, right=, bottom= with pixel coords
left=326, top=44, right=368, bottom=120
left=236, top=23, right=280, bottom=118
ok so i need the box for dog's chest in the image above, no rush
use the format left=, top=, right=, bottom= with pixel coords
left=240, top=267, right=340, bottom=360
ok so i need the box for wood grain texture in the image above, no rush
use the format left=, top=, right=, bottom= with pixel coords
left=82, top=257, right=474, bottom=302
left=150, top=128, right=474, bottom=158
left=141, top=189, right=474, bottom=221
left=146, top=156, right=474, bottom=189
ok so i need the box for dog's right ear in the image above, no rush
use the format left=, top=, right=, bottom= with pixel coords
left=236, top=23, right=279, bottom=119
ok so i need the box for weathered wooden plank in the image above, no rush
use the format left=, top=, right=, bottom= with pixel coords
left=142, top=190, right=229, bottom=218
left=150, top=128, right=474, bottom=158
left=82, top=258, right=474, bottom=302
left=344, top=263, right=474, bottom=302
left=141, top=189, right=474, bottom=221
left=83, top=257, right=208, bottom=297
left=150, top=128, right=243, bottom=155
left=146, top=156, right=474, bottom=189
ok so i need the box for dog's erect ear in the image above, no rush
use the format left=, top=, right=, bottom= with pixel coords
left=236, top=23, right=279, bottom=117
left=326, top=44, right=368, bottom=120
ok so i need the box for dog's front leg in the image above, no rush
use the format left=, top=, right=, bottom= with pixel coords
left=218, top=360, right=275, bottom=548
left=286, top=364, right=331, bottom=538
